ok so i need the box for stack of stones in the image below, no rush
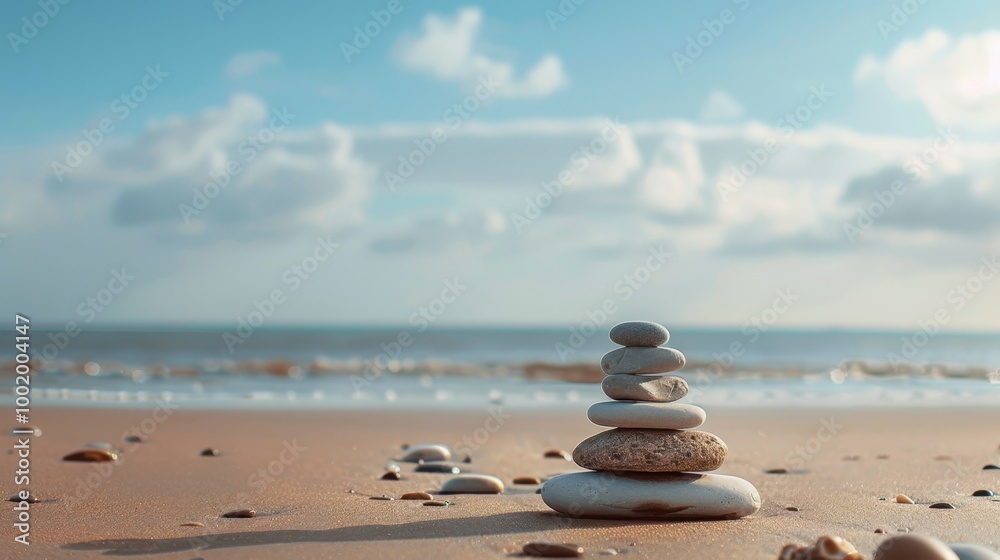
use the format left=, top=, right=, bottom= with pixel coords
left=541, top=321, right=761, bottom=519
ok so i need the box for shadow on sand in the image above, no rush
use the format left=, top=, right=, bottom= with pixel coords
left=64, top=511, right=717, bottom=556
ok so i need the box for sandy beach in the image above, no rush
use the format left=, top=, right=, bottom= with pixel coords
left=6, top=404, right=998, bottom=559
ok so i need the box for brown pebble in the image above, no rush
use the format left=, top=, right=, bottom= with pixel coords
left=369, top=495, right=394, bottom=501
left=929, top=502, right=955, bottom=509
left=523, top=541, right=584, bottom=558
left=875, top=528, right=886, bottom=534
left=200, top=448, right=219, bottom=457
left=895, top=494, right=914, bottom=504
left=765, top=468, right=789, bottom=474
left=573, top=429, right=727, bottom=472
left=422, top=500, right=450, bottom=506
left=461, top=454, right=472, bottom=463
left=785, top=506, right=799, bottom=511
left=401, top=492, right=433, bottom=500
left=180, top=522, right=205, bottom=527
left=513, top=476, right=542, bottom=485
left=544, top=449, right=571, bottom=460
left=221, top=509, right=255, bottom=518
left=63, top=449, right=118, bottom=462
left=381, top=471, right=401, bottom=480
left=7, top=494, right=39, bottom=503
left=535, top=488, right=542, bottom=494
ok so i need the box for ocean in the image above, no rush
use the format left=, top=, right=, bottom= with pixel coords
left=2, top=327, right=999, bottom=409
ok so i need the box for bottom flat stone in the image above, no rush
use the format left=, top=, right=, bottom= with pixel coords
left=540, top=472, right=760, bottom=519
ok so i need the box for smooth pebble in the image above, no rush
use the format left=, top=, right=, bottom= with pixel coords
left=180, top=522, right=205, bottom=527
left=895, top=494, right=915, bottom=504
left=609, top=321, right=669, bottom=347
left=601, top=374, right=688, bottom=403
left=972, top=490, right=995, bottom=497
left=523, top=541, right=584, bottom=558
left=221, top=509, right=255, bottom=518
left=439, top=474, right=504, bottom=494
left=873, top=534, right=959, bottom=560
left=8, top=494, right=38, bottom=503
left=984, top=465, right=1000, bottom=471
left=401, top=492, right=433, bottom=500
left=381, top=471, right=401, bottom=480
left=63, top=449, right=117, bottom=462
left=929, top=502, right=956, bottom=509
left=574, top=429, right=726, bottom=472
left=401, top=444, right=451, bottom=463
left=949, top=544, right=1000, bottom=560
left=414, top=463, right=461, bottom=474
left=513, top=476, right=542, bottom=485
left=766, top=468, right=789, bottom=474
left=200, top=448, right=220, bottom=457
left=422, top=500, right=450, bottom=507
left=587, top=401, right=705, bottom=430
left=543, top=449, right=571, bottom=460
left=601, top=347, right=686, bottom=375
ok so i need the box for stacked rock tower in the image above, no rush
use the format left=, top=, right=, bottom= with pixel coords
left=541, top=321, right=761, bottom=519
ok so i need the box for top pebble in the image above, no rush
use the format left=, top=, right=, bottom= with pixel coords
left=609, top=321, right=669, bottom=347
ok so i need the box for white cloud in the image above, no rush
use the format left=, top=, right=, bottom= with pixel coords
left=700, top=90, right=745, bottom=121
left=224, top=51, right=282, bottom=79
left=395, top=8, right=568, bottom=98
left=855, top=29, right=1000, bottom=129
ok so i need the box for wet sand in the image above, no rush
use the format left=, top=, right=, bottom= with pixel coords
left=6, top=404, right=1000, bottom=559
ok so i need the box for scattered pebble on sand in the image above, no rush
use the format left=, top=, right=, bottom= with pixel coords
left=180, top=522, right=205, bottom=527
left=929, top=502, right=956, bottom=509
left=8, top=494, right=38, bottom=503
left=401, top=492, right=433, bottom=500
left=513, top=476, right=542, bottom=485
left=972, top=489, right=995, bottom=497
left=401, top=444, right=451, bottom=463
left=440, top=474, right=504, bottom=494
left=347, top=489, right=355, bottom=494
left=123, top=435, right=144, bottom=443
left=381, top=471, right=402, bottom=480
left=200, top=448, right=219, bottom=457
left=785, top=506, right=799, bottom=511
left=369, top=496, right=394, bottom=501
left=895, top=494, right=915, bottom=504
left=414, top=463, right=461, bottom=474
left=873, top=534, right=958, bottom=560
left=778, top=535, right=860, bottom=560
left=221, top=509, right=255, bottom=518
left=766, top=468, right=789, bottom=474
left=460, top=455, right=472, bottom=463
left=875, top=528, right=887, bottom=534
left=63, top=449, right=118, bottom=462
left=422, top=500, right=450, bottom=507
left=983, top=464, right=1000, bottom=471
left=523, top=541, right=584, bottom=558
left=544, top=449, right=571, bottom=460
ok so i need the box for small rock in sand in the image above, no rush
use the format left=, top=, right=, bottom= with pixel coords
left=422, top=500, right=450, bottom=507
left=873, top=534, right=959, bottom=560
left=983, top=464, right=1000, bottom=471
left=414, top=463, right=461, bottom=474
left=123, top=435, right=144, bottom=443
left=369, top=496, right=394, bottom=501
left=200, top=448, right=219, bottom=457
left=523, top=541, right=584, bottom=558
left=63, top=449, right=117, bottom=462
left=875, top=528, right=887, bottom=534
left=766, top=468, right=789, bottom=474
left=949, top=543, right=1000, bottom=560
left=785, top=506, right=799, bottom=511
left=513, top=476, right=542, bottom=485
left=440, top=474, right=504, bottom=494
left=83, top=442, right=114, bottom=450
left=544, top=449, right=571, bottom=460
left=221, top=509, right=255, bottom=518
left=929, top=502, right=956, bottom=509
left=180, top=522, right=205, bottom=527
left=460, top=454, right=472, bottom=463
left=8, top=494, right=38, bottom=503
left=972, top=490, right=995, bottom=497
left=381, top=471, right=402, bottom=480
left=778, top=535, right=861, bottom=560
left=401, top=492, right=433, bottom=500
left=609, top=321, right=669, bottom=347
left=895, top=494, right=915, bottom=504
left=401, top=444, right=451, bottom=463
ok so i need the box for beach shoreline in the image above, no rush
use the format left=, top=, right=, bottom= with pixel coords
left=6, top=404, right=999, bottom=559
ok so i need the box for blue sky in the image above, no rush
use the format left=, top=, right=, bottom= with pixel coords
left=3, top=0, right=1000, bottom=330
